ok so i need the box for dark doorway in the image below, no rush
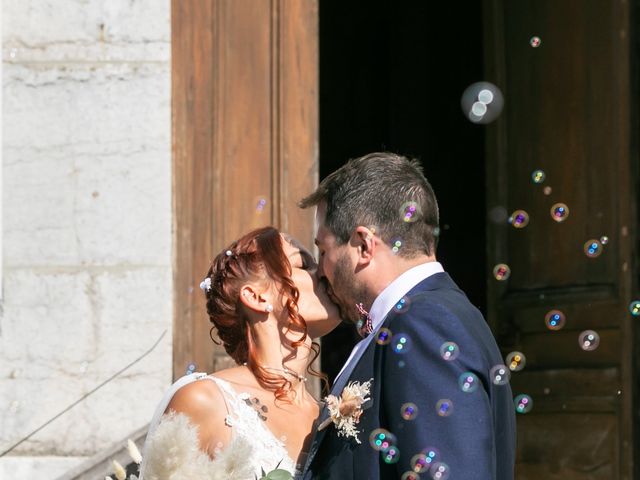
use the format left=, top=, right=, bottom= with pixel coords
left=319, top=1, right=486, bottom=383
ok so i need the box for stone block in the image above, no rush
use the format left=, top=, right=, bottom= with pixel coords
left=3, top=0, right=170, bottom=62
left=4, top=62, right=170, bottom=266
left=0, top=267, right=172, bottom=454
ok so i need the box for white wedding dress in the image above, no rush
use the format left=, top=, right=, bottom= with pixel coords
left=140, top=373, right=300, bottom=480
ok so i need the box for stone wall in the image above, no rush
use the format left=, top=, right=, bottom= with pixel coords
left=0, top=1, right=172, bottom=477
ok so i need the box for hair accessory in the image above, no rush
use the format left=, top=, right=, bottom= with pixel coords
left=199, top=277, right=212, bottom=292
left=264, top=304, right=274, bottom=313
left=225, top=250, right=233, bottom=257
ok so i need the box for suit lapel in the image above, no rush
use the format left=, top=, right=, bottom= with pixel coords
left=331, top=329, right=378, bottom=395
left=303, top=273, right=458, bottom=476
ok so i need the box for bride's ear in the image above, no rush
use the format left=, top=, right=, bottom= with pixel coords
left=239, top=284, right=273, bottom=314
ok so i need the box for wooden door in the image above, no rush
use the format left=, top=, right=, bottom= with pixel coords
left=484, top=0, right=637, bottom=478
left=172, top=0, right=318, bottom=378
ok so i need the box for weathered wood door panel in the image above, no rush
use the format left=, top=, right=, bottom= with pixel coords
left=172, top=0, right=318, bottom=377
left=484, top=0, right=636, bottom=478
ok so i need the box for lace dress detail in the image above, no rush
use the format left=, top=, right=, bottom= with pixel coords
left=204, top=376, right=300, bottom=477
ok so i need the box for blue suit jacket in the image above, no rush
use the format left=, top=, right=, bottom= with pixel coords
left=303, top=272, right=516, bottom=479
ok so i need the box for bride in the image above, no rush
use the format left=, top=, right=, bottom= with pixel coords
left=140, top=226, right=342, bottom=479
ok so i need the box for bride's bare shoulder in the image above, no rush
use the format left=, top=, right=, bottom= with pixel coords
left=165, top=367, right=252, bottom=416
left=164, top=374, right=233, bottom=454
left=165, top=375, right=225, bottom=418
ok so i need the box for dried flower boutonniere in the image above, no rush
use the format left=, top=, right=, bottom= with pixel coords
left=318, top=378, right=373, bottom=443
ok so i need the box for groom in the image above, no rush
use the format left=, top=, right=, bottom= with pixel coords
left=299, top=152, right=516, bottom=479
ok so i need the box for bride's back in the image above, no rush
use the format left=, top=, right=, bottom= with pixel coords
left=159, top=367, right=319, bottom=477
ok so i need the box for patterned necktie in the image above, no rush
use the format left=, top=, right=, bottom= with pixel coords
left=356, top=303, right=373, bottom=338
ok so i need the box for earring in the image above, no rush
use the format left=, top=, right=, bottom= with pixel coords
left=264, top=304, right=273, bottom=313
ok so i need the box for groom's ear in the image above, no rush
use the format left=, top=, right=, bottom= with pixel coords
left=353, top=226, right=376, bottom=264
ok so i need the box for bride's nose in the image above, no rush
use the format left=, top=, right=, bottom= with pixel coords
left=316, top=257, right=325, bottom=279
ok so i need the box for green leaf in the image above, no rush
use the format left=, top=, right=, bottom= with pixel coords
left=264, top=469, right=294, bottom=480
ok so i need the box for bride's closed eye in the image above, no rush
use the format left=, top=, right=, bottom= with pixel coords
left=300, top=252, right=317, bottom=271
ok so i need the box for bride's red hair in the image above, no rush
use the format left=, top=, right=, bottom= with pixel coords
left=203, top=226, right=325, bottom=401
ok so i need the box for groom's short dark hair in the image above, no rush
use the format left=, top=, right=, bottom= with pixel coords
left=299, top=152, right=440, bottom=257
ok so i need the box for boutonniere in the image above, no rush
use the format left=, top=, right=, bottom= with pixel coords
left=318, top=378, right=373, bottom=444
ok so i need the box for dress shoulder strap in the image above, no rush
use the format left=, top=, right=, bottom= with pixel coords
left=199, top=375, right=232, bottom=419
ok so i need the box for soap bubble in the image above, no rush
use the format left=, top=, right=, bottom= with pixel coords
left=430, top=461, right=451, bottom=480
left=493, top=263, right=511, bottom=281
left=436, top=399, right=453, bottom=417
left=440, top=341, right=459, bottom=361
left=369, top=428, right=396, bottom=451
left=508, top=210, right=530, bottom=229
left=391, top=238, right=403, bottom=254
left=382, top=445, right=400, bottom=464
left=544, top=310, right=566, bottom=330
left=376, top=327, right=393, bottom=345
left=393, top=296, right=412, bottom=315
left=530, top=36, right=542, bottom=48
left=392, top=333, right=412, bottom=354
left=543, top=186, right=553, bottom=195
left=461, top=82, right=504, bottom=124
left=629, top=300, right=640, bottom=317
left=514, top=394, right=533, bottom=413
left=579, top=330, right=600, bottom=351
left=550, top=203, right=570, bottom=222
left=459, top=372, right=479, bottom=393
left=490, top=364, right=511, bottom=385
left=600, top=236, right=609, bottom=245
left=583, top=239, right=602, bottom=258
left=410, top=453, right=429, bottom=473
left=254, top=195, right=267, bottom=214
left=400, top=402, right=419, bottom=420
left=506, top=351, right=526, bottom=372
left=421, top=447, right=441, bottom=468
left=531, top=169, right=546, bottom=183
left=400, top=201, right=421, bottom=223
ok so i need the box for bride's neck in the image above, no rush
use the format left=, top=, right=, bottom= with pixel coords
left=250, top=320, right=313, bottom=401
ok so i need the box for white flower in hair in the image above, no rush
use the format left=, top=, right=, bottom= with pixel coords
left=200, top=277, right=212, bottom=292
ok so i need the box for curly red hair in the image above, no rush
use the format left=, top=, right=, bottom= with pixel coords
left=203, top=226, right=326, bottom=401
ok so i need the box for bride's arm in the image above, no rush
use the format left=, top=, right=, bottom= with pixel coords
left=165, top=380, right=231, bottom=458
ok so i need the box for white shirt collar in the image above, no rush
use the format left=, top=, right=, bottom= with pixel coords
left=368, top=261, right=444, bottom=329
